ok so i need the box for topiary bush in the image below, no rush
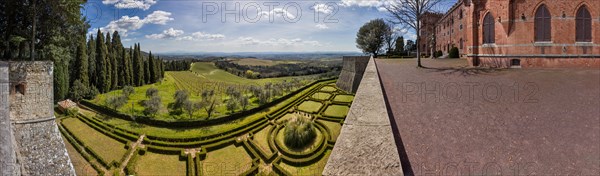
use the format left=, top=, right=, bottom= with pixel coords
left=449, top=47, right=460, bottom=58
left=434, top=50, right=443, bottom=58
left=284, top=113, right=316, bottom=150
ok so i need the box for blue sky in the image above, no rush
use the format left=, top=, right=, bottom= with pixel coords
left=83, top=0, right=456, bottom=53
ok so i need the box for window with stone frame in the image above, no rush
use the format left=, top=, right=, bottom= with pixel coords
left=576, top=5, right=592, bottom=42
left=483, top=12, right=495, bottom=44
left=535, top=4, right=551, bottom=42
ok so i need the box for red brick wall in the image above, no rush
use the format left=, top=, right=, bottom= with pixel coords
left=437, top=0, right=600, bottom=68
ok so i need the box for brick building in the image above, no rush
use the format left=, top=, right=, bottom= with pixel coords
left=419, top=12, right=444, bottom=56
left=433, top=0, right=600, bottom=68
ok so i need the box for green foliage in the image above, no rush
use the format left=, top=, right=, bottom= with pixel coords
left=106, top=95, right=127, bottom=110
left=434, top=50, right=443, bottom=58
left=226, top=99, right=238, bottom=113
left=69, top=79, right=88, bottom=102
left=143, top=95, right=162, bottom=117
left=201, top=90, right=220, bottom=118
left=182, top=100, right=202, bottom=118
left=74, top=38, right=89, bottom=86
left=96, top=30, right=109, bottom=93
left=145, top=87, right=158, bottom=98
left=172, top=90, right=189, bottom=111
left=239, top=96, right=249, bottom=111
left=449, top=47, right=460, bottom=58
left=65, top=107, right=79, bottom=117
left=122, top=86, right=135, bottom=97
left=283, top=113, right=316, bottom=150
left=395, top=36, right=405, bottom=55
left=356, top=18, right=389, bottom=57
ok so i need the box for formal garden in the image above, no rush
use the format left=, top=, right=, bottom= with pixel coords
left=58, top=76, right=354, bottom=175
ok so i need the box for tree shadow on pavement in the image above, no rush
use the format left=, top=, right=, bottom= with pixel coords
left=421, top=66, right=504, bottom=77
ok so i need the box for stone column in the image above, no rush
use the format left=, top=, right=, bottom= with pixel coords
left=0, top=62, right=19, bottom=175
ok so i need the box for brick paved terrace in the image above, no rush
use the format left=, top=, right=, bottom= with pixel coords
left=376, top=58, right=600, bottom=175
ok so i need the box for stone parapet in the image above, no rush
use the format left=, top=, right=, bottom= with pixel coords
left=336, top=56, right=370, bottom=93
left=323, top=57, right=403, bottom=175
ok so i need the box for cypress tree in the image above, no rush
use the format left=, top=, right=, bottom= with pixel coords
left=112, top=31, right=123, bottom=87
left=121, top=48, right=131, bottom=86
left=74, top=37, right=89, bottom=86
left=129, top=46, right=134, bottom=85
left=105, top=32, right=113, bottom=90
left=135, top=43, right=145, bottom=86
left=96, top=29, right=108, bottom=92
left=144, top=52, right=150, bottom=84
left=148, top=51, right=155, bottom=83
left=87, top=34, right=96, bottom=87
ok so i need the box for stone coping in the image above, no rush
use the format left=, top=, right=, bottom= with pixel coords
left=323, top=57, right=403, bottom=175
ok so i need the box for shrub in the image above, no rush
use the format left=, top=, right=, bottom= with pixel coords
left=284, top=113, right=316, bottom=150
left=434, top=50, right=443, bottom=58
left=449, top=47, right=459, bottom=58
left=65, top=107, right=79, bottom=117
left=122, top=86, right=135, bottom=98
left=145, top=87, right=158, bottom=98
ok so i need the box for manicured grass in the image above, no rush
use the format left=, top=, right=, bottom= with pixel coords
left=333, top=95, right=354, bottom=103
left=279, top=150, right=332, bottom=175
left=135, top=152, right=186, bottom=176
left=62, top=137, right=97, bottom=176
left=317, top=120, right=342, bottom=141
left=319, top=86, right=337, bottom=92
left=252, top=126, right=272, bottom=154
left=311, top=92, right=332, bottom=100
left=61, top=118, right=128, bottom=165
left=276, top=113, right=296, bottom=124
left=322, top=105, right=350, bottom=118
left=203, top=144, right=253, bottom=175
left=297, top=101, right=323, bottom=113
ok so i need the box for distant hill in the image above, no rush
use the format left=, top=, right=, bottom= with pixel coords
left=153, top=52, right=364, bottom=61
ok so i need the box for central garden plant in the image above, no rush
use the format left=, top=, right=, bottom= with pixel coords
left=284, top=113, right=317, bottom=150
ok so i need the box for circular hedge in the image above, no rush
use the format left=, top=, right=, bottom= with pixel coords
left=283, top=113, right=317, bottom=150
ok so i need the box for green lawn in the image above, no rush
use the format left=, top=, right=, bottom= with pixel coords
left=297, top=101, right=323, bottom=113
left=311, top=92, right=331, bottom=101
left=61, top=118, right=128, bottom=165
left=203, top=144, right=253, bottom=175
left=135, top=152, right=187, bottom=176
left=252, top=126, right=273, bottom=154
left=317, top=120, right=342, bottom=141
left=92, top=62, right=315, bottom=121
left=279, top=150, right=332, bottom=175
left=319, top=86, right=337, bottom=92
left=333, top=95, right=354, bottom=103
left=62, top=137, right=97, bottom=176
left=322, top=105, right=350, bottom=118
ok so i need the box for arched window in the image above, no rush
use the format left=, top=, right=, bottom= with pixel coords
left=535, top=4, right=551, bottom=42
left=576, top=6, right=592, bottom=42
left=483, top=13, right=495, bottom=44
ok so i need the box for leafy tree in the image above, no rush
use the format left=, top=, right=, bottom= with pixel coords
left=201, top=90, right=220, bottom=118
left=69, top=79, right=87, bottom=103
left=146, top=87, right=159, bottom=98
left=121, top=47, right=131, bottom=86
left=105, top=32, right=113, bottom=90
left=106, top=95, right=127, bottom=110
left=87, top=35, right=97, bottom=87
left=143, top=95, right=161, bottom=117
left=172, top=90, right=189, bottom=111
left=383, top=22, right=397, bottom=56
left=122, top=86, right=135, bottom=98
left=226, top=99, right=238, bottom=113
left=144, top=53, right=151, bottom=84
left=449, top=47, right=459, bottom=58
left=356, top=19, right=389, bottom=58
left=239, top=96, right=249, bottom=111
left=385, top=0, right=445, bottom=67
left=183, top=100, right=202, bottom=118
left=148, top=52, right=156, bottom=83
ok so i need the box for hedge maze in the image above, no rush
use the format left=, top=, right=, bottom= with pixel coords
left=58, top=79, right=354, bottom=175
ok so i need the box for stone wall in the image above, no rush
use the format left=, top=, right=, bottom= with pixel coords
left=323, top=57, right=403, bottom=175
left=0, top=61, right=75, bottom=175
left=336, top=56, right=370, bottom=93
left=0, top=62, right=19, bottom=175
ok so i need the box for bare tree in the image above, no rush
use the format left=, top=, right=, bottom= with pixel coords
left=385, top=0, right=446, bottom=67
left=384, top=23, right=398, bottom=57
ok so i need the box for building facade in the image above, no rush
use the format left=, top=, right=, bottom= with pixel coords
left=434, top=0, right=600, bottom=68
left=419, top=12, right=444, bottom=56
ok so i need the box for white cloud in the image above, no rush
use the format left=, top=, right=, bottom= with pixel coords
left=176, top=32, right=225, bottom=41
left=339, top=0, right=396, bottom=11
left=145, top=28, right=184, bottom=39
left=237, top=37, right=321, bottom=47
left=315, top=24, right=329, bottom=29
left=95, top=10, right=173, bottom=36
left=312, top=3, right=334, bottom=14
left=102, top=0, right=157, bottom=10
left=259, top=8, right=297, bottom=20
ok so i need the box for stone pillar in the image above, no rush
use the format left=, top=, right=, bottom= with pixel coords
left=0, top=62, right=19, bottom=175
left=336, top=56, right=370, bottom=93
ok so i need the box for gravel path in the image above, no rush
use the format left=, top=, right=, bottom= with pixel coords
left=376, top=58, right=600, bottom=175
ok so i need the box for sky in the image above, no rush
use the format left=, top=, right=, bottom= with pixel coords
left=83, top=0, right=456, bottom=53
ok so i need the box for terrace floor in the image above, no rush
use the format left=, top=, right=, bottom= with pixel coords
left=376, top=58, right=600, bottom=175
